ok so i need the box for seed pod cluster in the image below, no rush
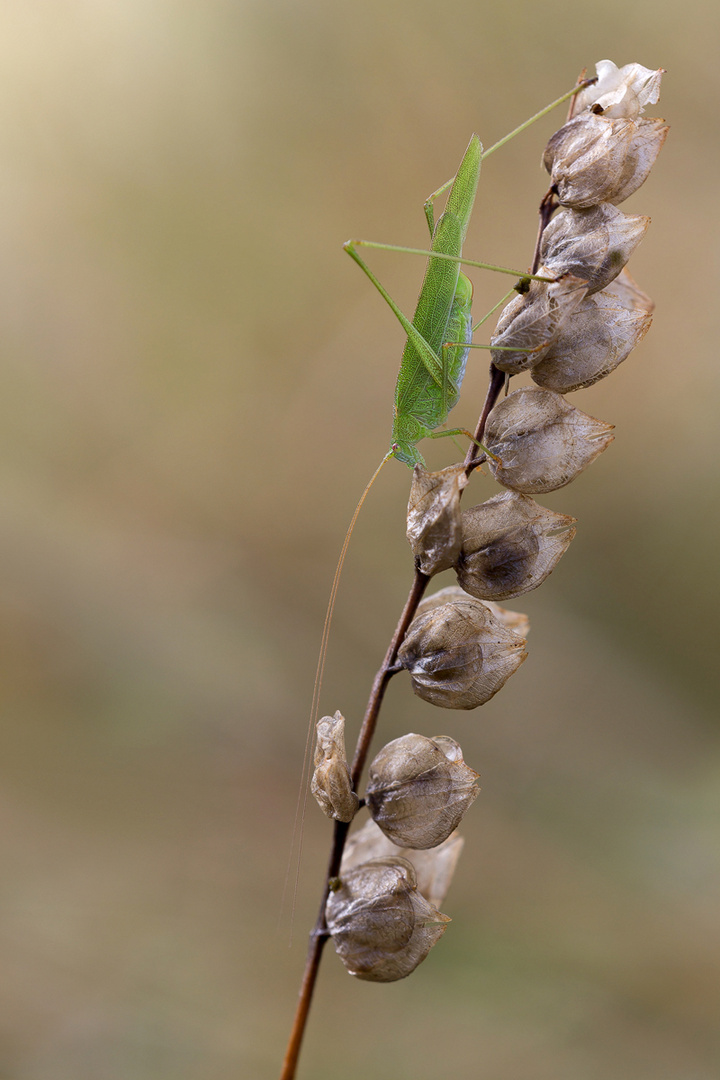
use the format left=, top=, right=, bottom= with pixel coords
left=491, top=59, right=664, bottom=400
left=320, top=59, right=665, bottom=988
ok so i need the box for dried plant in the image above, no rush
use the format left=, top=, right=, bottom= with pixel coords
left=280, top=60, right=667, bottom=1079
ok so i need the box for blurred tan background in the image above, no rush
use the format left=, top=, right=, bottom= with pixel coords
left=0, top=2, right=718, bottom=1078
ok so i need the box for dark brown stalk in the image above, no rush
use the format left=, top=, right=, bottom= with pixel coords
left=464, top=178, right=562, bottom=483
left=463, top=362, right=506, bottom=474
left=531, top=188, right=559, bottom=276
left=279, top=568, right=429, bottom=1080
left=278, top=818, right=346, bottom=1080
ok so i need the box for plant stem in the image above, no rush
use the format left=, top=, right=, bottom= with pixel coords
left=349, top=568, right=430, bottom=786
left=278, top=821, right=346, bottom=1080
left=279, top=569, right=430, bottom=1080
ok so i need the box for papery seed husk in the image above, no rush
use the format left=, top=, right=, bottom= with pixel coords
left=573, top=60, right=664, bottom=120
left=310, top=711, right=359, bottom=823
left=484, top=387, right=614, bottom=494
left=398, top=586, right=527, bottom=709
left=326, top=857, right=450, bottom=982
left=531, top=270, right=654, bottom=393
left=407, top=463, right=467, bottom=575
left=539, top=203, right=649, bottom=296
left=480, top=599, right=531, bottom=639
left=366, top=733, right=479, bottom=849
left=412, top=585, right=530, bottom=629
left=456, top=493, right=576, bottom=601
left=490, top=274, right=588, bottom=374
left=342, top=818, right=464, bottom=910
left=543, top=113, right=668, bottom=208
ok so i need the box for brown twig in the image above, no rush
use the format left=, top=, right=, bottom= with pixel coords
left=279, top=568, right=430, bottom=1080
left=463, top=362, right=506, bottom=475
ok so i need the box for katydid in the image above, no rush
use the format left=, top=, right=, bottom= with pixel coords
left=344, top=134, right=482, bottom=468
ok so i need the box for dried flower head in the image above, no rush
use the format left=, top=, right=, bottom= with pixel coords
left=407, top=462, right=468, bottom=575
left=539, top=203, right=649, bottom=296
left=398, top=585, right=527, bottom=708
left=342, top=819, right=464, bottom=910
left=490, top=274, right=588, bottom=374
left=484, top=387, right=614, bottom=494
left=366, top=733, right=480, bottom=849
left=456, top=491, right=576, bottom=600
left=325, top=857, right=450, bottom=982
left=311, top=711, right=359, bottom=823
left=573, top=60, right=664, bottom=120
left=532, top=270, right=654, bottom=393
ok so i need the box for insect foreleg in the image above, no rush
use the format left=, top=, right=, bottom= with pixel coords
left=424, top=176, right=455, bottom=234
left=344, top=241, right=446, bottom=389
left=422, top=426, right=500, bottom=463
left=424, top=79, right=593, bottom=235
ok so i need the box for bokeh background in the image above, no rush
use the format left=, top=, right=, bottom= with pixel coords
left=1, top=2, right=718, bottom=1078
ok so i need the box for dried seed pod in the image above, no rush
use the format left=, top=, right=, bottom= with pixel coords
left=310, top=711, right=359, bottom=823
left=480, top=599, right=531, bottom=639
left=325, top=856, right=450, bottom=982
left=539, top=203, right=649, bottom=296
left=407, top=463, right=467, bottom=575
left=573, top=60, right=664, bottom=120
left=456, top=491, right=576, bottom=601
left=366, top=733, right=479, bottom=849
left=342, top=819, right=464, bottom=910
left=397, top=585, right=527, bottom=709
left=490, top=274, right=588, bottom=374
left=484, top=387, right=614, bottom=494
left=532, top=270, right=654, bottom=393
left=543, top=112, right=668, bottom=208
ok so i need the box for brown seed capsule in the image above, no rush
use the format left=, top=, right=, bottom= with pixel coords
left=325, top=856, right=450, bottom=982
left=407, top=463, right=467, bottom=575
left=532, top=270, right=654, bottom=393
left=539, top=203, right=649, bottom=296
left=573, top=60, right=664, bottom=121
left=397, top=585, right=527, bottom=709
left=484, top=387, right=614, bottom=494
left=456, top=491, right=576, bottom=601
left=366, top=733, right=479, bottom=849
left=342, top=819, right=464, bottom=910
left=490, top=274, right=588, bottom=374
left=310, top=711, right=359, bottom=823
left=543, top=112, right=668, bottom=208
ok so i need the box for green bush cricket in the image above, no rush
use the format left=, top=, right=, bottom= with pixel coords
left=344, top=134, right=483, bottom=468
left=343, top=78, right=595, bottom=469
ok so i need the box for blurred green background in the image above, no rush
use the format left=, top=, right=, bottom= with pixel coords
left=0, top=2, right=718, bottom=1078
